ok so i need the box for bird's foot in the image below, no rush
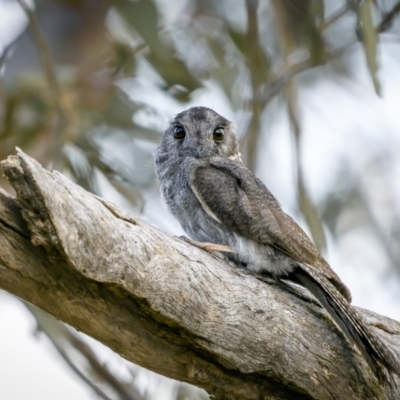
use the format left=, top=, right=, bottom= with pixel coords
left=178, top=236, right=233, bottom=259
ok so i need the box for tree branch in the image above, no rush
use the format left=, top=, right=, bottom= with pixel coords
left=0, top=151, right=399, bottom=399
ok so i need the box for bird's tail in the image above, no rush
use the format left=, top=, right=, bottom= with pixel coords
left=290, top=263, right=400, bottom=387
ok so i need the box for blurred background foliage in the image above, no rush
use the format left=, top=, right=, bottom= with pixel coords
left=1, top=0, right=400, bottom=399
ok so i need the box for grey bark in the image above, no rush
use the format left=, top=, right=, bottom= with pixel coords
left=0, top=150, right=399, bottom=400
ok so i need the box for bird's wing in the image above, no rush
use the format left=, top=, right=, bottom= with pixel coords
left=189, top=160, right=351, bottom=301
left=189, top=161, right=319, bottom=265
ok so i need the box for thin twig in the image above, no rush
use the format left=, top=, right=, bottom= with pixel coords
left=378, top=1, right=400, bottom=33
left=319, top=4, right=352, bottom=32
left=15, top=0, right=60, bottom=99
left=0, top=27, right=27, bottom=71
left=244, top=0, right=270, bottom=172
left=286, top=81, right=326, bottom=252
left=260, top=58, right=314, bottom=105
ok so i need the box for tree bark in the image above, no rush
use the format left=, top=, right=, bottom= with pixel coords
left=0, top=150, right=399, bottom=400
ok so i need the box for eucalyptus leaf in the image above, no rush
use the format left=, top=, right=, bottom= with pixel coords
left=358, top=0, right=380, bottom=95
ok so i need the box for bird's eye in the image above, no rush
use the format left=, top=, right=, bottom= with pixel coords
left=173, top=125, right=186, bottom=139
left=213, top=127, right=224, bottom=141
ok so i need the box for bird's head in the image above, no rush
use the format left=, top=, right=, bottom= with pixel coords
left=158, top=107, right=241, bottom=162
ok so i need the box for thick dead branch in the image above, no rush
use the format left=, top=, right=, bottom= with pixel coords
left=0, top=151, right=399, bottom=400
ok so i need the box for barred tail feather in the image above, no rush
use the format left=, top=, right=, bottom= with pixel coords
left=290, top=263, right=400, bottom=387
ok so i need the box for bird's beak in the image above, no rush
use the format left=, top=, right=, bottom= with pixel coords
left=180, top=146, right=200, bottom=158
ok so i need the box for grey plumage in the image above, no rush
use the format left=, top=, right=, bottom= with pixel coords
left=155, top=106, right=400, bottom=385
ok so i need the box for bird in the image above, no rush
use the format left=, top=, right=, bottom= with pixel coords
left=155, top=106, right=400, bottom=386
